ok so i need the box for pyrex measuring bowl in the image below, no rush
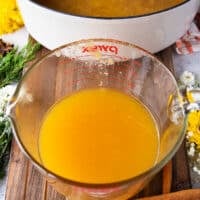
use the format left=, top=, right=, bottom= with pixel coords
left=7, top=39, right=185, bottom=199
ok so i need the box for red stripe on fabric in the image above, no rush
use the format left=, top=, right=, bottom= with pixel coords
left=182, top=40, right=193, bottom=54
left=176, top=41, right=184, bottom=54
left=176, top=40, right=183, bottom=48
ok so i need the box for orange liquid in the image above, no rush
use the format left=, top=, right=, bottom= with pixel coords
left=39, top=88, right=159, bottom=184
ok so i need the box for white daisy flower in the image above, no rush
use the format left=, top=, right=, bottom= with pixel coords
left=193, top=166, right=198, bottom=172
left=187, top=146, right=195, bottom=156
left=180, top=71, right=195, bottom=86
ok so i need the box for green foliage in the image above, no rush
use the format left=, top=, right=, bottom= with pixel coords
left=0, top=42, right=41, bottom=87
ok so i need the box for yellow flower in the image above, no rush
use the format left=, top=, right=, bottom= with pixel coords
left=186, top=89, right=195, bottom=103
left=187, top=110, right=200, bottom=149
left=0, top=0, right=24, bottom=35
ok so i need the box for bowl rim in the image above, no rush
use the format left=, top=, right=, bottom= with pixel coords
left=28, top=0, right=190, bottom=19
left=8, top=38, right=186, bottom=189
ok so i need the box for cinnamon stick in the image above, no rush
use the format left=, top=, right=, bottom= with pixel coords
left=162, top=160, right=172, bottom=194
left=136, top=189, right=200, bottom=200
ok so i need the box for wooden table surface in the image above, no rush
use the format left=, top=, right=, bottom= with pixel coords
left=5, top=46, right=191, bottom=200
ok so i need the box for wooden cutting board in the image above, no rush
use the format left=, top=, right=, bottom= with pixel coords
left=5, top=46, right=192, bottom=200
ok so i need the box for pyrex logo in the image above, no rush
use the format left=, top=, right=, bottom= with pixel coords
left=82, top=45, right=118, bottom=55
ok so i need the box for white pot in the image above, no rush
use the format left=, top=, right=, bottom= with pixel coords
left=17, top=0, right=200, bottom=53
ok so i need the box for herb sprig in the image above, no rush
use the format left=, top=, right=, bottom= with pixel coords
left=0, top=115, right=12, bottom=177
left=0, top=42, right=41, bottom=87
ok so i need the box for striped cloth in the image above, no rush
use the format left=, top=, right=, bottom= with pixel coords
left=175, top=13, right=200, bottom=55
